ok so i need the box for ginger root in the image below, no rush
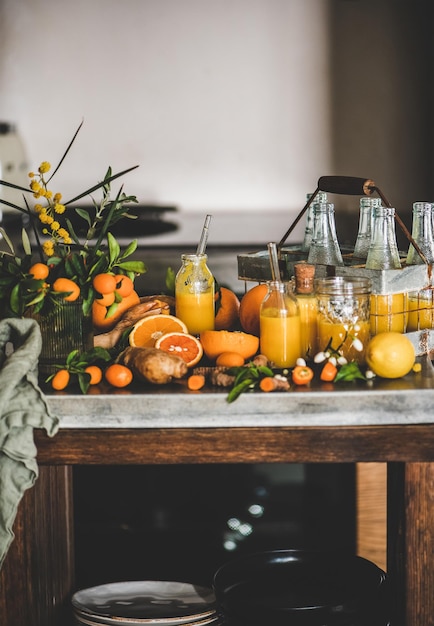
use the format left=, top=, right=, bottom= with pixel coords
left=94, top=299, right=170, bottom=349
left=118, top=346, right=188, bottom=385
left=259, top=374, right=290, bottom=392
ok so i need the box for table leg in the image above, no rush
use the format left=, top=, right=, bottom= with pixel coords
left=0, top=465, right=75, bottom=626
left=388, top=462, right=434, bottom=626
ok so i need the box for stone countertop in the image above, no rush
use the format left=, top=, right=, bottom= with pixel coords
left=44, top=362, right=434, bottom=429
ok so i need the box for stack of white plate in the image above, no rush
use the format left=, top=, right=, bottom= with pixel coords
left=71, top=580, right=222, bottom=626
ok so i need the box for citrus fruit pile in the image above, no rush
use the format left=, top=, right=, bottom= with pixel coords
left=92, top=273, right=141, bottom=332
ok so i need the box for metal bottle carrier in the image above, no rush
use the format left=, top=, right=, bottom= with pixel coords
left=237, top=175, right=434, bottom=355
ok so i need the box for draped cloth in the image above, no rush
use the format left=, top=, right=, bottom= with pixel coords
left=0, top=318, right=59, bottom=568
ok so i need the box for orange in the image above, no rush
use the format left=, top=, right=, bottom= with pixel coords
left=51, top=369, right=70, bottom=390
left=239, top=283, right=268, bottom=336
left=92, top=290, right=140, bottom=331
left=29, top=262, right=50, bottom=280
left=216, top=351, right=245, bottom=367
left=129, top=314, right=188, bottom=348
left=93, top=272, right=117, bottom=295
left=215, top=286, right=241, bottom=330
left=155, top=331, right=203, bottom=367
left=105, top=363, right=133, bottom=388
left=84, top=365, right=103, bottom=385
left=114, top=274, right=134, bottom=297
left=200, top=329, right=259, bottom=361
left=52, top=277, right=81, bottom=302
left=94, top=291, right=116, bottom=307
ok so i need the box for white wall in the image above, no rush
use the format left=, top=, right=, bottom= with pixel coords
left=0, top=0, right=332, bottom=216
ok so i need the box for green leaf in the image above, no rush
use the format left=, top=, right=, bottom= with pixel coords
left=75, top=208, right=92, bottom=226
left=66, top=349, right=80, bottom=366
left=116, top=260, right=146, bottom=273
left=0, top=228, right=15, bottom=253
left=26, top=291, right=47, bottom=307
left=119, top=239, right=138, bottom=259
left=334, top=362, right=366, bottom=382
left=64, top=165, right=139, bottom=207
left=9, top=283, right=23, bottom=315
left=78, top=372, right=91, bottom=394
left=21, top=228, right=32, bottom=256
left=47, top=119, right=84, bottom=182
left=107, top=232, right=121, bottom=265
left=64, top=218, right=81, bottom=246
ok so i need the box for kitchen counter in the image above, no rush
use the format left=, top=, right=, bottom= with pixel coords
left=2, top=376, right=434, bottom=626
left=45, top=368, right=434, bottom=429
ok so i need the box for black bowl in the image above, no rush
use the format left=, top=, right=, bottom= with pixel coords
left=213, top=549, right=389, bottom=626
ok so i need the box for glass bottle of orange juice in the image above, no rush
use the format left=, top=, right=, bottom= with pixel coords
left=175, top=254, right=215, bottom=334
left=259, top=281, right=301, bottom=368
left=366, top=205, right=406, bottom=334
left=293, top=262, right=317, bottom=360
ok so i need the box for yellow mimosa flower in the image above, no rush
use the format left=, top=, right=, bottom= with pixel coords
left=38, top=161, right=51, bottom=174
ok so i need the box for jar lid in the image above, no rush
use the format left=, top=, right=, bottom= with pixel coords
left=315, top=276, right=371, bottom=295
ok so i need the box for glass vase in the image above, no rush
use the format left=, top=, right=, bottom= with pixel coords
left=32, top=299, right=93, bottom=376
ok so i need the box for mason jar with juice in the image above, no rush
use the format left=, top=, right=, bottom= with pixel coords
left=175, top=253, right=215, bottom=334
left=315, top=276, right=371, bottom=364
left=259, top=281, right=301, bottom=368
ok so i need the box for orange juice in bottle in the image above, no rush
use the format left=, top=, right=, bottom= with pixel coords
left=259, top=281, right=301, bottom=368
left=293, top=262, right=317, bottom=359
left=175, top=253, right=215, bottom=334
left=365, top=204, right=406, bottom=334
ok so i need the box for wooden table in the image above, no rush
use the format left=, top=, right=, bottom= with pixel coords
left=2, top=372, right=434, bottom=626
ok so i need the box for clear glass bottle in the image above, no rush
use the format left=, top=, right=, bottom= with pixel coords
left=307, top=202, right=343, bottom=266
left=301, top=191, right=327, bottom=252
left=365, top=206, right=401, bottom=270
left=175, top=253, right=215, bottom=334
left=406, top=202, right=434, bottom=265
left=366, top=206, right=406, bottom=334
left=259, top=281, right=301, bottom=368
left=293, top=262, right=317, bottom=359
left=352, top=197, right=382, bottom=262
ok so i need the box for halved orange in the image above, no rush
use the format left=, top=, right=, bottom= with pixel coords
left=155, top=332, right=203, bottom=367
left=129, top=314, right=188, bottom=348
left=200, top=329, right=259, bottom=361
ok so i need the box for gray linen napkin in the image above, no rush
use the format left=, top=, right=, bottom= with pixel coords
left=0, top=317, right=59, bottom=568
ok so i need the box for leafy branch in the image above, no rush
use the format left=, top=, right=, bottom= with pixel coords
left=227, top=362, right=274, bottom=403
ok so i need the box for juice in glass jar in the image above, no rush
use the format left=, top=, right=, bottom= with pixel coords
left=260, top=309, right=301, bottom=368
left=317, top=319, right=370, bottom=364
left=175, top=291, right=215, bottom=335
left=406, top=291, right=434, bottom=332
left=369, top=293, right=406, bottom=334
left=315, top=276, right=371, bottom=365
left=175, top=253, right=215, bottom=334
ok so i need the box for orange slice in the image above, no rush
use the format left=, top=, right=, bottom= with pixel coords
left=129, top=314, right=188, bottom=348
left=155, top=332, right=203, bottom=367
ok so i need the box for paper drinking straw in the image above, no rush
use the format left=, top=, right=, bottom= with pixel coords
left=267, top=242, right=281, bottom=282
left=196, top=214, right=212, bottom=255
